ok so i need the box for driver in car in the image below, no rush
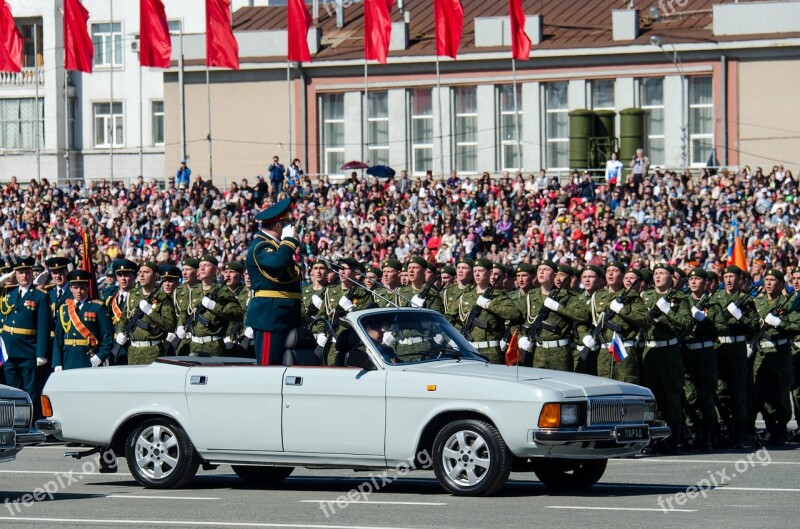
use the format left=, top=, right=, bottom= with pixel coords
left=363, top=318, right=399, bottom=364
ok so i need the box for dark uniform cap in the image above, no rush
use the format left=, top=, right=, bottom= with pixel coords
left=408, top=256, right=428, bottom=268
left=557, top=264, right=573, bottom=276
left=457, top=257, right=475, bottom=267
left=381, top=259, right=402, bottom=271
left=765, top=269, right=785, bottom=282
left=308, top=258, right=329, bottom=269
left=584, top=265, right=605, bottom=277
left=492, top=262, right=504, bottom=271
left=742, top=270, right=752, bottom=280
left=516, top=263, right=536, bottom=275
left=706, top=270, right=719, bottom=281
left=159, top=265, right=181, bottom=280
left=473, top=257, right=493, bottom=270
left=0, top=257, right=9, bottom=273
left=255, top=197, right=293, bottom=223
left=675, top=268, right=687, bottom=279
left=12, top=256, right=34, bottom=270
left=688, top=267, right=708, bottom=280
left=339, top=257, right=365, bottom=272
left=140, top=260, right=159, bottom=273
left=441, top=265, right=456, bottom=276
left=200, top=254, right=218, bottom=266
left=224, top=261, right=245, bottom=273
left=606, top=260, right=627, bottom=272
left=641, top=269, right=654, bottom=284
left=68, top=269, right=93, bottom=284
left=45, top=257, right=71, bottom=271
left=426, top=261, right=439, bottom=272
left=724, top=265, right=744, bottom=276
left=626, top=268, right=644, bottom=280
left=653, top=263, right=674, bottom=275
left=366, top=265, right=381, bottom=276
left=570, top=267, right=581, bottom=278
left=538, top=260, right=558, bottom=272
left=181, top=258, right=200, bottom=269
left=112, top=259, right=138, bottom=274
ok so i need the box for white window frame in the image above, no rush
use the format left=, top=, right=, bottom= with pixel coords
left=590, top=79, right=615, bottom=111
left=688, top=76, right=714, bottom=167
left=410, top=89, right=433, bottom=176
left=151, top=100, right=164, bottom=147
left=320, top=93, right=345, bottom=176
left=453, top=86, right=478, bottom=174
left=367, top=91, right=389, bottom=167
left=544, top=81, right=569, bottom=171
left=91, top=22, right=123, bottom=69
left=0, top=98, right=44, bottom=151
left=93, top=101, right=124, bottom=148
left=498, top=84, right=522, bottom=172
left=640, top=77, right=665, bottom=166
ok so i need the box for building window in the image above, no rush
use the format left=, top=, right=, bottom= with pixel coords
left=410, top=89, right=433, bottom=175
left=320, top=93, right=345, bottom=175
left=689, top=76, right=714, bottom=166
left=151, top=101, right=164, bottom=146
left=640, top=77, right=664, bottom=165
left=0, top=98, right=44, bottom=150
left=591, top=79, right=615, bottom=110
left=545, top=81, right=569, bottom=170
left=93, top=102, right=124, bottom=148
left=92, top=22, right=123, bottom=68
left=498, top=84, right=522, bottom=171
left=168, top=20, right=182, bottom=34
left=367, top=91, right=389, bottom=166
left=21, top=24, right=43, bottom=68
left=453, top=86, right=477, bottom=173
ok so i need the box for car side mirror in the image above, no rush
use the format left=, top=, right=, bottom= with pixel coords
left=345, top=350, right=376, bottom=371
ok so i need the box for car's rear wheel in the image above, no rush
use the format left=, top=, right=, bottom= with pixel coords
left=531, top=458, right=607, bottom=490
left=232, top=465, right=294, bottom=485
left=432, top=419, right=511, bottom=496
left=125, top=419, right=199, bottom=489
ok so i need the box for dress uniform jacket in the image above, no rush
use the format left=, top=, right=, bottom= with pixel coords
left=117, top=288, right=176, bottom=365
left=590, top=287, right=649, bottom=384
left=323, top=283, right=372, bottom=331
left=186, top=283, right=242, bottom=356
left=442, top=284, right=475, bottom=325
left=446, top=287, right=521, bottom=364
left=523, top=289, right=589, bottom=371
left=1, top=286, right=50, bottom=361
left=397, top=284, right=445, bottom=312
left=53, top=299, right=114, bottom=369
left=172, top=282, right=195, bottom=355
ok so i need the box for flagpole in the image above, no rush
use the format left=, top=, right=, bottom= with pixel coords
left=34, top=22, right=41, bottom=182
left=435, top=55, right=444, bottom=179
left=178, top=27, right=187, bottom=163
left=64, top=69, right=70, bottom=182
left=511, top=57, right=522, bottom=171
left=109, top=0, right=114, bottom=184
left=287, top=61, right=292, bottom=165
left=363, top=60, right=368, bottom=164
left=206, top=67, right=213, bottom=179
left=139, top=62, right=144, bottom=178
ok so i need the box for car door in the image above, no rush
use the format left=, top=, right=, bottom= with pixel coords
left=184, top=365, right=286, bottom=452
left=281, top=364, right=387, bottom=456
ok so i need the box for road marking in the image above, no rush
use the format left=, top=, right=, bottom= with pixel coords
left=546, top=506, right=697, bottom=513
left=722, top=487, right=800, bottom=492
left=0, top=517, right=419, bottom=529
left=300, top=500, right=446, bottom=506
left=0, top=470, right=132, bottom=476
left=612, top=459, right=800, bottom=465
left=106, top=495, right=221, bottom=501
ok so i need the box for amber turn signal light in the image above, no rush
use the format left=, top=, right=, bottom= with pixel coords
left=41, top=395, right=53, bottom=418
left=538, top=402, right=560, bottom=428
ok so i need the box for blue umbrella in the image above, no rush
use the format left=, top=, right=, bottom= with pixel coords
left=367, top=165, right=396, bottom=178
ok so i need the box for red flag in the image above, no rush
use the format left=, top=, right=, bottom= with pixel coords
left=140, top=0, right=172, bottom=68
left=509, top=0, right=531, bottom=61
left=64, top=0, right=93, bottom=73
left=504, top=330, right=521, bottom=366
left=0, top=2, right=22, bottom=73
left=287, top=0, right=312, bottom=62
left=365, top=0, right=393, bottom=64
left=80, top=229, right=99, bottom=300
left=729, top=237, right=748, bottom=271
left=206, top=0, right=239, bottom=69
left=434, top=0, right=463, bottom=59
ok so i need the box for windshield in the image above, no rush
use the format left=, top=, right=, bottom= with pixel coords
left=356, top=311, right=486, bottom=365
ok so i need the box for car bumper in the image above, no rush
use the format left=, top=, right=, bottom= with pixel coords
left=533, top=425, right=671, bottom=443
left=34, top=420, right=61, bottom=437
left=0, top=427, right=47, bottom=462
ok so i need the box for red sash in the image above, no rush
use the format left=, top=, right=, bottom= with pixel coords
left=66, top=299, right=98, bottom=347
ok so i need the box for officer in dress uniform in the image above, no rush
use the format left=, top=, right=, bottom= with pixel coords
left=105, top=259, right=138, bottom=365
left=245, top=198, right=302, bottom=365
left=172, top=258, right=200, bottom=356
left=53, top=270, right=114, bottom=371
left=0, top=257, right=50, bottom=417
left=222, top=261, right=249, bottom=356
left=40, top=257, right=73, bottom=387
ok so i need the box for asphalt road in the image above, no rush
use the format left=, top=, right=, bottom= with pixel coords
left=1, top=441, right=799, bottom=528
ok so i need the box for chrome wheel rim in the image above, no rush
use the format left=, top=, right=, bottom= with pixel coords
left=134, top=425, right=180, bottom=480
left=441, top=429, right=490, bottom=487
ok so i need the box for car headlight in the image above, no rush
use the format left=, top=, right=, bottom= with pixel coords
left=538, top=402, right=582, bottom=428
left=560, top=404, right=580, bottom=426
left=643, top=400, right=656, bottom=423
left=14, top=403, right=32, bottom=429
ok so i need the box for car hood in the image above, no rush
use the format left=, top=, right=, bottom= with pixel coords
left=0, top=383, right=31, bottom=401
left=399, top=361, right=652, bottom=398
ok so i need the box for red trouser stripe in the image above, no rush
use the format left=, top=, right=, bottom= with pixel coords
left=260, top=331, right=271, bottom=366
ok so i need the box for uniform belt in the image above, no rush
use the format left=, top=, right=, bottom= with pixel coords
left=471, top=340, right=500, bottom=349
left=644, top=338, right=679, bottom=348
left=601, top=340, right=636, bottom=349
left=63, top=338, right=90, bottom=346
left=130, top=340, right=160, bottom=348
left=253, top=290, right=302, bottom=300
left=718, top=335, right=746, bottom=344
left=685, top=341, right=714, bottom=350
left=399, top=337, right=425, bottom=345
left=759, top=338, right=788, bottom=349
left=191, top=335, right=221, bottom=344
left=2, top=325, right=36, bottom=336
left=536, top=338, right=570, bottom=349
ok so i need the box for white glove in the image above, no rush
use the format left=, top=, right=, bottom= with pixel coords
left=311, top=295, right=323, bottom=309
left=518, top=336, right=533, bottom=352
left=166, top=332, right=177, bottom=343
left=201, top=297, right=217, bottom=311
left=544, top=297, right=560, bottom=312
left=281, top=225, right=296, bottom=239
left=726, top=302, right=742, bottom=320
left=34, top=271, right=50, bottom=286
left=223, top=337, right=235, bottom=349
left=500, top=339, right=508, bottom=350
left=656, top=297, right=671, bottom=315
left=691, top=307, right=706, bottom=321
left=476, top=295, right=491, bottom=309
left=746, top=344, right=755, bottom=359
left=176, top=326, right=187, bottom=339
left=244, top=327, right=254, bottom=339
left=434, top=333, right=445, bottom=345
left=582, top=335, right=597, bottom=349
left=381, top=332, right=396, bottom=347
left=316, top=333, right=328, bottom=347
left=36, top=357, right=48, bottom=367
left=54, top=365, right=63, bottom=372
left=115, top=333, right=128, bottom=345
left=90, top=356, right=102, bottom=368
left=338, top=296, right=354, bottom=312
left=139, top=299, right=153, bottom=315
left=411, top=295, right=425, bottom=308
left=609, top=299, right=624, bottom=314
left=765, top=313, right=781, bottom=328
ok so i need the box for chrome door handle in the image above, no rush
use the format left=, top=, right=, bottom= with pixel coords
left=285, top=376, right=303, bottom=386
left=190, top=375, right=207, bottom=385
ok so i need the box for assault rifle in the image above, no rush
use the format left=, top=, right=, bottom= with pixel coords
left=461, top=272, right=505, bottom=341
left=111, top=288, right=160, bottom=358
left=649, top=277, right=687, bottom=320
left=525, top=286, right=563, bottom=345
left=590, top=278, right=642, bottom=342
left=185, top=283, right=223, bottom=333
left=747, top=292, right=792, bottom=357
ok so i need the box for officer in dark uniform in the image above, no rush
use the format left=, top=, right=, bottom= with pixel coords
left=105, top=259, right=139, bottom=365
left=245, top=198, right=302, bottom=366
left=41, top=257, right=73, bottom=388
left=53, top=270, right=114, bottom=371
left=0, top=257, right=51, bottom=416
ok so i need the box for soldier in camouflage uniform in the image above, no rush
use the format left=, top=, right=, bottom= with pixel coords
left=788, top=268, right=800, bottom=436
left=222, top=261, right=249, bottom=356
left=446, top=258, right=521, bottom=364
left=510, top=263, right=536, bottom=316
left=640, top=264, right=692, bottom=454
left=439, top=265, right=456, bottom=290
left=160, top=265, right=181, bottom=296
left=115, top=261, right=176, bottom=365
left=397, top=257, right=444, bottom=311
left=574, top=265, right=605, bottom=374
left=371, top=259, right=403, bottom=308
left=321, top=258, right=372, bottom=338
left=184, top=255, right=243, bottom=356
left=172, top=258, right=200, bottom=356
left=442, top=258, right=475, bottom=325
left=302, top=259, right=329, bottom=325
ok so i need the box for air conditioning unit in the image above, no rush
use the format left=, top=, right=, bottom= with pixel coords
left=131, top=39, right=139, bottom=52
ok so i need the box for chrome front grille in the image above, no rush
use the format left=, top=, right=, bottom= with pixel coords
left=0, top=401, right=13, bottom=429
left=587, top=397, right=647, bottom=426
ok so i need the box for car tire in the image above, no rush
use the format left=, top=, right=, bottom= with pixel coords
left=232, top=465, right=294, bottom=486
left=432, top=419, right=511, bottom=496
left=125, top=418, right=199, bottom=489
left=531, top=458, right=608, bottom=490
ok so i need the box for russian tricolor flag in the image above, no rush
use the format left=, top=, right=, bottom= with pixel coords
left=0, top=338, right=7, bottom=367
left=608, top=332, right=628, bottom=363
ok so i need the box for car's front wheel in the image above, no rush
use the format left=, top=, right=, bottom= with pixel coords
left=531, top=458, right=607, bottom=490
left=432, top=419, right=511, bottom=496
left=125, top=419, right=199, bottom=489
left=232, top=465, right=294, bottom=486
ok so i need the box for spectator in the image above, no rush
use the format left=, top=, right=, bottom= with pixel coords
left=176, top=159, right=191, bottom=188
left=268, top=155, right=286, bottom=200
left=605, top=152, right=623, bottom=190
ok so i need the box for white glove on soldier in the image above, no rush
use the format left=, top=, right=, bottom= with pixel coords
left=223, top=337, right=235, bottom=349
left=166, top=332, right=177, bottom=343
left=518, top=336, right=533, bottom=352
left=316, top=333, right=328, bottom=347
left=381, top=332, right=397, bottom=347
left=609, top=299, right=624, bottom=314
left=746, top=344, right=755, bottom=358
left=544, top=297, right=560, bottom=312
left=726, top=302, right=742, bottom=320
left=281, top=225, right=296, bottom=239
left=244, top=327, right=254, bottom=339
left=691, top=307, right=706, bottom=321
left=338, top=297, right=354, bottom=312
left=201, top=297, right=217, bottom=311
left=311, top=295, right=323, bottom=309
left=54, top=365, right=63, bottom=372
left=765, top=313, right=782, bottom=328
left=139, top=299, right=153, bottom=315
left=434, top=333, right=445, bottom=345
left=176, top=326, right=187, bottom=339
left=500, top=339, right=508, bottom=350
left=36, top=357, right=48, bottom=367
left=476, top=296, right=491, bottom=309
left=115, top=333, right=128, bottom=345
left=90, top=356, right=102, bottom=368
left=656, top=297, right=671, bottom=315
left=410, top=295, right=425, bottom=308
left=582, top=335, right=597, bottom=349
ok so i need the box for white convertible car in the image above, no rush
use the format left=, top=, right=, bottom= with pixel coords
left=37, top=309, right=668, bottom=496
